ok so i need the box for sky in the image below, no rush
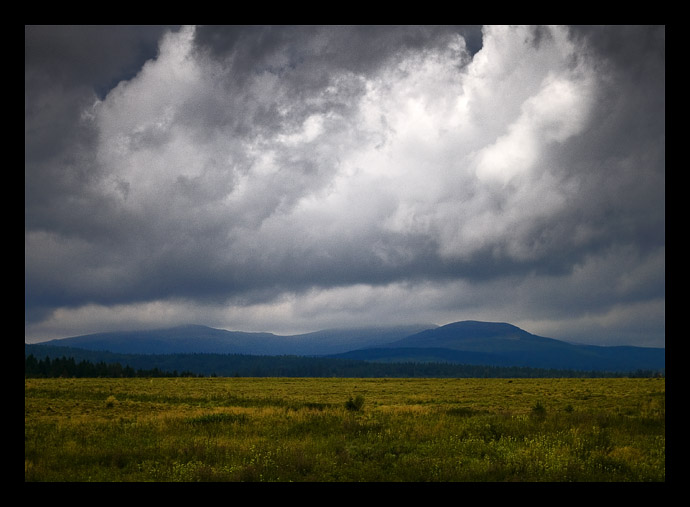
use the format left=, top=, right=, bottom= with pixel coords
left=25, top=25, right=665, bottom=347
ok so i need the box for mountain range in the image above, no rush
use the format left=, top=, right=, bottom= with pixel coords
left=31, top=320, right=664, bottom=373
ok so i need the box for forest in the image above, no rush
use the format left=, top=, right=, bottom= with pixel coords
left=24, top=351, right=663, bottom=379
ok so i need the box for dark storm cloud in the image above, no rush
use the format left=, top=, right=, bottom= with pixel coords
left=560, top=25, right=665, bottom=255
left=25, top=26, right=664, bottom=346
left=25, top=25, right=176, bottom=96
left=193, top=25, right=481, bottom=72
left=25, top=25, right=179, bottom=233
left=188, top=25, right=481, bottom=137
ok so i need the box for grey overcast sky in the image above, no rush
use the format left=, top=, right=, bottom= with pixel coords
left=25, top=25, right=665, bottom=347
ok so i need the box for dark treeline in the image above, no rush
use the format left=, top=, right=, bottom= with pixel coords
left=25, top=354, right=200, bottom=379
left=24, top=348, right=663, bottom=379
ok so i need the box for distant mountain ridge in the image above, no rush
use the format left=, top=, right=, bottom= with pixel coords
left=36, top=323, right=434, bottom=356
left=332, top=321, right=665, bottom=372
left=386, top=321, right=551, bottom=348
left=34, top=320, right=665, bottom=373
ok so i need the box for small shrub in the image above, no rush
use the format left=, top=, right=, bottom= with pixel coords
left=105, top=395, right=117, bottom=408
left=531, top=400, right=546, bottom=418
left=345, top=394, right=365, bottom=412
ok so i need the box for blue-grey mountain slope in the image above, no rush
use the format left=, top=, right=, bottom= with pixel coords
left=38, top=324, right=434, bottom=356
left=35, top=320, right=664, bottom=373
left=330, top=321, right=665, bottom=372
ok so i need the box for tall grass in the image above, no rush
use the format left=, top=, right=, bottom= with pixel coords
left=25, top=377, right=665, bottom=482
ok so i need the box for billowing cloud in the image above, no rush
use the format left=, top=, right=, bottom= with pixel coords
left=25, top=25, right=664, bottom=347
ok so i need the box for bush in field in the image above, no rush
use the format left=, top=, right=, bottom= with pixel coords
left=345, top=394, right=365, bottom=412
left=531, top=400, right=546, bottom=419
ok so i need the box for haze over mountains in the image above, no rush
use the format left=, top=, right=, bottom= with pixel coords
left=33, top=321, right=664, bottom=373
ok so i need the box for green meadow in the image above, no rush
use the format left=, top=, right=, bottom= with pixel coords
left=25, top=377, right=665, bottom=482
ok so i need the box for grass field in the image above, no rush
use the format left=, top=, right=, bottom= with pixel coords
left=24, top=377, right=665, bottom=482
